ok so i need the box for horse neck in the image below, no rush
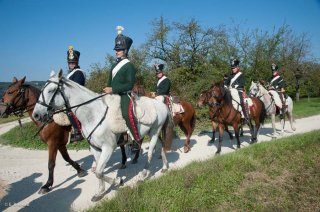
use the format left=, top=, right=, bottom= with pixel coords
left=62, top=83, right=106, bottom=126
left=23, top=86, right=43, bottom=126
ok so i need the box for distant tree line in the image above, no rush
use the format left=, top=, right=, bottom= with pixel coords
left=86, top=17, right=320, bottom=103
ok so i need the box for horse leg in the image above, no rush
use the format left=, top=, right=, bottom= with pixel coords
left=92, top=147, right=122, bottom=202
left=287, top=112, right=296, bottom=131
left=239, top=125, right=244, bottom=137
left=233, top=123, right=241, bottom=149
left=216, top=125, right=224, bottom=155
left=225, top=125, right=234, bottom=139
left=271, top=114, right=277, bottom=138
left=58, top=145, right=87, bottom=177
left=119, top=145, right=127, bottom=169
left=179, top=123, right=191, bottom=153
left=131, top=149, right=140, bottom=164
left=248, top=120, right=257, bottom=144
left=280, top=118, right=285, bottom=135
left=160, top=143, right=169, bottom=173
left=39, top=142, right=57, bottom=194
left=209, top=121, right=216, bottom=143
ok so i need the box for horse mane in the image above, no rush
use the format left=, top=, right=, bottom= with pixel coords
left=211, top=82, right=233, bottom=105
left=61, top=77, right=99, bottom=97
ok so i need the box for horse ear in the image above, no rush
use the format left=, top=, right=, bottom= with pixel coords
left=21, top=76, right=26, bottom=84
left=50, top=70, right=55, bottom=77
left=58, top=69, right=63, bottom=80
left=12, top=77, right=18, bottom=83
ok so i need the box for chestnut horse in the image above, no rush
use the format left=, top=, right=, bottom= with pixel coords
left=197, top=89, right=245, bottom=143
left=198, top=82, right=266, bottom=154
left=0, top=77, right=87, bottom=194
left=133, top=84, right=196, bottom=153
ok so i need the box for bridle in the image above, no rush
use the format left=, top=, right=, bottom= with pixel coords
left=37, top=78, right=108, bottom=152
left=1, top=84, right=36, bottom=118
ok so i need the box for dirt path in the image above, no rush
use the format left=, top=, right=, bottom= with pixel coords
left=0, top=115, right=320, bottom=211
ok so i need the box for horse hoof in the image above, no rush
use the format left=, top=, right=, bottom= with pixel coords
left=184, top=146, right=190, bottom=153
left=292, top=127, right=296, bottom=131
left=215, top=151, right=221, bottom=155
left=131, top=159, right=138, bottom=164
left=119, top=164, right=127, bottom=169
left=91, top=193, right=105, bottom=202
left=77, top=169, right=87, bottom=178
left=38, top=186, right=51, bottom=194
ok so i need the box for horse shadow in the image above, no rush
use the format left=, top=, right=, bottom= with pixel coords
left=19, top=179, right=84, bottom=212
left=110, top=143, right=180, bottom=185
left=0, top=173, right=42, bottom=211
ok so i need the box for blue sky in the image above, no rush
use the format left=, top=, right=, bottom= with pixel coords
left=1, top=0, right=320, bottom=82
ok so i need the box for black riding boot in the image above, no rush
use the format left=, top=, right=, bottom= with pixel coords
left=70, top=128, right=84, bottom=143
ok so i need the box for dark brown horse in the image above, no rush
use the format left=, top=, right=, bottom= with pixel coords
left=197, top=82, right=266, bottom=154
left=0, top=77, right=87, bottom=194
left=133, top=84, right=196, bottom=153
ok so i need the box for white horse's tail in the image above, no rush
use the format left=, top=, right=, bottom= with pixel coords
left=163, top=113, right=174, bottom=151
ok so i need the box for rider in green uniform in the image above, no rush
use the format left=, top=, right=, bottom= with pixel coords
left=103, top=26, right=141, bottom=152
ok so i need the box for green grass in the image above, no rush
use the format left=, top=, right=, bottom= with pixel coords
left=0, top=122, right=89, bottom=150
left=88, top=130, right=320, bottom=211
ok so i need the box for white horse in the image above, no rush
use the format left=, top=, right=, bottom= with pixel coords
left=32, top=70, right=170, bottom=201
left=249, top=81, right=296, bottom=137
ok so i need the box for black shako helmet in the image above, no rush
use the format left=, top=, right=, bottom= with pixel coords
left=230, top=57, right=240, bottom=68
left=67, top=46, right=80, bottom=63
left=113, top=26, right=133, bottom=55
left=154, top=63, right=164, bottom=73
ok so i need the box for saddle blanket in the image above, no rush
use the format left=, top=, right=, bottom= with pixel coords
left=102, top=94, right=157, bottom=133
left=268, top=90, right=283, bottom=109
left=53, top=112, right=71, bottom=126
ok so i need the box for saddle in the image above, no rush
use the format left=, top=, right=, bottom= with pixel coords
left=170, top=96, right=184, bottom=115
left=102, top=94, right=157, bottom=134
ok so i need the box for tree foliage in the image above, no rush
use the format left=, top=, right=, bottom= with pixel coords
left=86, top=17, right=319, bottom=103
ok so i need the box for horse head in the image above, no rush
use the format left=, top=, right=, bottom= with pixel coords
left=197, top=90, right=210, bottom=106
left=249, top=81, right=260, bottom=97
left=32, top=69, right=65, bottom=122
left=0, top=76, right=29, bottom=118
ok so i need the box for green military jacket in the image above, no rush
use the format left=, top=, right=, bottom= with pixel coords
left=107, top=59, right=137, bottom=94
left=156, top=76, right=171, bottom=95
left=107, top=58, right=139, bottom=140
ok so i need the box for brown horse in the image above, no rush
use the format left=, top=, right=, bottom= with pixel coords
left=0, top=77, right=87, bottom=194
left=198, top=82, right=266, bottom=154
left=133, top=84, right=196, bottom=153
left=197, top=89, right=241, bottom=143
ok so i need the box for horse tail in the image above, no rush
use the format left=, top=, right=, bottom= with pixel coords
left=258, top=98, right=267, bottom=125
left=163, top=113, right=174, bottom=151
left=190, top=107, right=196, bottom=132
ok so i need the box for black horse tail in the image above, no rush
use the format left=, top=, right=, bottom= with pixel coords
left=258, top=98, right=267, bottom=125
left=163, top=113, right=174, bottom=151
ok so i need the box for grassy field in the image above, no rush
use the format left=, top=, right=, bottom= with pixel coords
left=88, top=130, right=320, bottom=211
left=0, top=97, right=319, bottom=150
